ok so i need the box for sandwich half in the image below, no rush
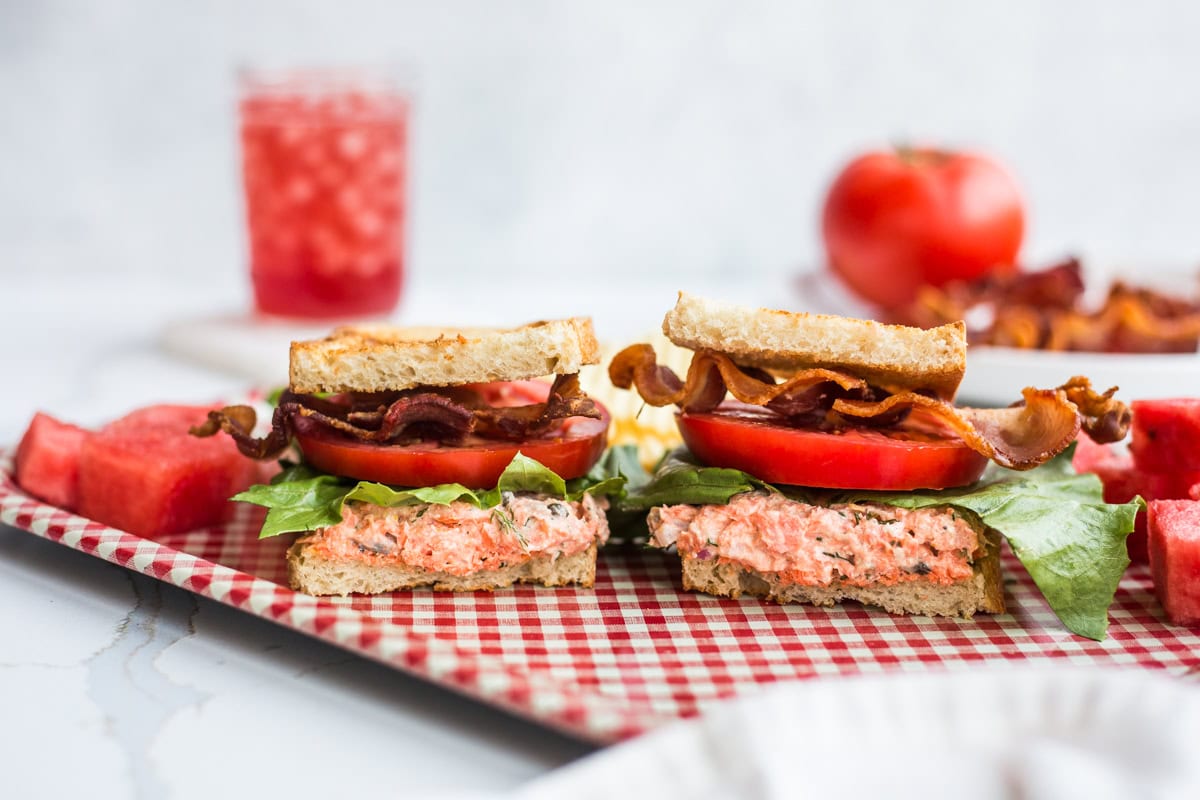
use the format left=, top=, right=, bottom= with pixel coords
left=193, top=318, right=624, bottom=595
left=611, top=293, right=1139, bottom=638
left=652, top=494, right=1004, bottom=619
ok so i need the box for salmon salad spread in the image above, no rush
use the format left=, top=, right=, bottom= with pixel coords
left=648, top=492, right=983, bottom=588
left=306, top=492, right=610, bottom=576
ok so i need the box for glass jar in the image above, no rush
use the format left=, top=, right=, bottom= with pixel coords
left=238, top=68, right=408, bottom=318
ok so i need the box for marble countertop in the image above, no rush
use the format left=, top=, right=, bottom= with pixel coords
left=1, top=273, right=790, bottom=798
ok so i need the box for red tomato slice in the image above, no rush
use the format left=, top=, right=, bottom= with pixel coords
left=461, top=380, right=551, bottom=407
left=293, top=381, right=609, bottom=488
left=677, top=402, right=987, bottom=491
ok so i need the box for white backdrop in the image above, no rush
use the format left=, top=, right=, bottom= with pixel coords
left=3, top=0, right=1199, bottom=288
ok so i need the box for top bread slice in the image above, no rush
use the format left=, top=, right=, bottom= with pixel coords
left=290, top=318, right=600, bottom=393
left=662, top=292, right=967, bottom=399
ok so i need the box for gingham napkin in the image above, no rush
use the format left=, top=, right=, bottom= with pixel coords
left=508, top=666, right=1200, bottom=799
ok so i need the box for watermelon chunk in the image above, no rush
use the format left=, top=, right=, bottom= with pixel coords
left=14, top=413, right=92, bottom=510
left=1072, top=435, right=1123, bottom=474
left=1071, top=439, right=1149, bottom=562
left=1073, top=435, right=1200, bottom=564
left=1071, top=438, right=1138, bottom=503
left=1130, top=398, right=1200, bottom=471
left=77, top=404, right=259, bottom=539
left=1141, top=468, right=1200, bottom=500
left=1147, top=499, right=1200, bottom=626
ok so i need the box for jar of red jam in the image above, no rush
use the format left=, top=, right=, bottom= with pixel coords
left=239, top=68, right=408, bottom=318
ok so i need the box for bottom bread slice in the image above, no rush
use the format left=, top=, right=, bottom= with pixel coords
left=287, top=540, right=598, bottom=596
left=679, top=529, right=1006, bottom=618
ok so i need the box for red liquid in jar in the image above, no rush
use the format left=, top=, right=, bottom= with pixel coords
left=240, top=80, right=407, bottom=318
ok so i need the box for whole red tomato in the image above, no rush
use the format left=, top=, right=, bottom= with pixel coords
left=821, top=148, right=1025, bottom=309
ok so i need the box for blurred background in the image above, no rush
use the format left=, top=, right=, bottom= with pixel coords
left=4, top=0, right=1200, bottom=291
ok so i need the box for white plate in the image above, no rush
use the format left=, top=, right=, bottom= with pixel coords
left=959, top=347, right=1200, bottom=407
left=509, top=666, right=1200, bottom=800
left=791, top=266, right=1200, bottom=408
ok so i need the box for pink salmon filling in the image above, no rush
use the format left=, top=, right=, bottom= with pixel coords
left=648, top=492, right=981, bottom=587
left=308, top=493, right=609, bottom=576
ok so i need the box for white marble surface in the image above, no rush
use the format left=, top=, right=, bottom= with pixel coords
left=0, top=528, right=594, bottom=799
left=0, top=273, right=790, bottom=799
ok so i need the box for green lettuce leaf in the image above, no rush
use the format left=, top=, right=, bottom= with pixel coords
left=234, top=464, right=349, bottom=539
left=497, top=453, right=568, bottom=497
left=625, top=445, right=1141, bottom=641
left=234, top=449, right=634, bottom=539
left=343, top=480, right=494, bottom=508
left=572, top=443, right=649, bottom=498
left=621, top=449, right=773, bottom=510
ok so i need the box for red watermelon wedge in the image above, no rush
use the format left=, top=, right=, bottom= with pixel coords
left=1072, top=436, right=1200, bottom=564
left=1130, top=398, right=1200, bottom=471
left=1072, top=439, right=1149, bottom=562
left=14, top=412, right=92, bottom=510
left=1148, top=499, right=1200, bottom=626
left=77, top=404, right=259, bottom=539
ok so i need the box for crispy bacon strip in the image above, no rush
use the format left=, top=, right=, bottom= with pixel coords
left=609, top=344, right=1130, bottom=471
left=1054, top=375, right=1133, bottom=443
left=190, top=375, right=601, bottom=457
left=609, top=344, right=867, bottom=412
left=990, top=307, right=1044, bottom=349
left=832, top=377, right=1130, bottom=469
left=191, top=403, right=293, bottom=460
left=897, top=259, right=1200, bottom=353
left=297, top=393, right=476, bottom=443
left=475, top=373, right=600, bottom=440
left=1044, top=295, right=1200, bottom=352
left=832, top=391, right=1077, bottom=469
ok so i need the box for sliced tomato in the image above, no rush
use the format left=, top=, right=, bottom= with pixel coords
left=464, top=380, right=550, bottom=407
left=293, top=381, right=609, bottom=488
left=677, top=402, right=987, bottom=490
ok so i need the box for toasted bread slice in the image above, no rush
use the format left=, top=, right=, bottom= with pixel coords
left=289, top=318, right=600, bottom=393
left=662, top=292, right=967, bottom=398
left=679, top=530, right=1005, bottom=618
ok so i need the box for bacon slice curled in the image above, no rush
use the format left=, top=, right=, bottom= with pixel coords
left=895, top=258, right=1200, bottom=354
left=296, top=393, right=476, bottom=444
left=190, top=403, right=293, bottom=459
left=611, top=344, right=1132, bottom=472
left=190, top=373, right=601, bottom=460
left=832, top=376, right=1129, bottom=470
left=475, top=373, right=599, bottom=439
left=609, top=344, right=867, bottom=414
left=1055, top=375, right=1133, bottom=443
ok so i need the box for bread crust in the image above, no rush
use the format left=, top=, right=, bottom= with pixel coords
left=289, top=318, right=600, bottom=393
left=662, top=291, right=967, bottom=398
left=678, top=529, right=1006, bottom=618
left=287, top=540, right=599, bottom=595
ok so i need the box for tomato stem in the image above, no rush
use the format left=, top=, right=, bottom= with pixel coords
left=894, top=144, right=948, bottom=167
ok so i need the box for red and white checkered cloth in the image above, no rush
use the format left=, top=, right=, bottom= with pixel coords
left=3, top=451, right=1198, bottom=742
